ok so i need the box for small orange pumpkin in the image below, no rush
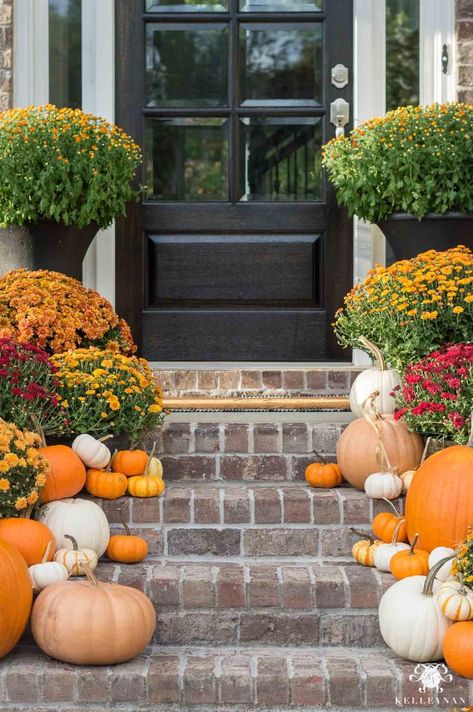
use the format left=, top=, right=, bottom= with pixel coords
left=305, top=451, right=343, bottom=488
left=0, top=518, right=56, bottom=566
left=351, top=528, right=383, bottom=567
left=106, top=511, right=148, bottom=564
left=40, top=445, right=86, bottom=503
left=390, top=533, right=430, bottom=580
left=0, top=538, right=33, bottom=658
left=111, top=449, right=148, bottom=477
left=443, top=621, right=473, bottom=678
left=372, top=498, right=408, bottom=543
left=85, top=468, right=128, bottom=500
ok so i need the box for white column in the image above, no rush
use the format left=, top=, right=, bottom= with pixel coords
left=13, top=0, right=49, bottom=106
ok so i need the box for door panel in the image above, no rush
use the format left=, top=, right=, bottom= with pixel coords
left=116, top=0, right=353, bottom=361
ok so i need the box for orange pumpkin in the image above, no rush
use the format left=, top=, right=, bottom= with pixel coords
left=0, top=538, right=33, bottom=658
left=336, top=413, right=423, bottom=490
left=0, top=518, right=56, bottom=566
left=305, top=451, right=343, bottom=488
left=111, top=449, right=148, bottom=477
left=85, top=468, right=127, bottom=500
left=390, top=534, right=429, bottom=580
left=372, top=498, right=408, bottom=543
left=406, top=444, right=473, bottom=552
left=443, top=621, right=473, bottom=678
left=106, top=513, right=148, bottom=564
left=40, top=445, right=86, bottom=503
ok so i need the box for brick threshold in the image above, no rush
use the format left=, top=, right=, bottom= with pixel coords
left=164, top=395, right=350, bottom=412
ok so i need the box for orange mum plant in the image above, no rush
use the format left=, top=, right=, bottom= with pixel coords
left=0, top=419, right=50, bottom=517
left=0, top=269, right=135, bottom=355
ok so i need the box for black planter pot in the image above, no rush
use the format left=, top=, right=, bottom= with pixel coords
left=377, top=212, right=473, bottom=263
left=0, top=220, right=99, bottom=281
left=47, top=432, right=131, bottom=453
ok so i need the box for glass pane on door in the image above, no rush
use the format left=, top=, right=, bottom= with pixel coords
left=240, top=23, right=322, bottom=106
left=239, top=117, right=322, bottom=201
left=239, top=0, right=322, bottom=11
left=386, top=0, right=420, bottom=110
left=146, top=118, right=229, bottom=201
left=146, top=0, right=228, bottom=11
left=146, top=24, right=229, bottom=106
left=49, top=0, right=82, bottom=108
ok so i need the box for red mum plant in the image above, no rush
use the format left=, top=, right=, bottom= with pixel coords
left=0, top=338, right=67, bottom=435
left=394, top=342, right=473, bottom=445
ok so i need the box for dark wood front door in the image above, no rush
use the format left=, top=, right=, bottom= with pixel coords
left=116, top=0, right=353, bottom=361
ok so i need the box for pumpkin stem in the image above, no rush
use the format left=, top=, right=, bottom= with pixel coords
left=82, top=562, right=99, bottom=587
left=22, top=503, right=35, bottom=519
left=130, top=439, right=139, bottom=451
left=468, top=413, right=473, bottom=448
left=408, top=533, right=419, bottom=555
left=391, top=519, right=404, bottom=546
left=380, top=497, right=402, bottom=517
left=420, top=437, right=431, bottom=465
left=98, top=434, right=113, bottom=443
left=350, top=527, right=373, bottom=544
left=119, top=508, right=131, bottom=536
left=41, top=541, right=52, bottom=564
left=144, top=441, right=157, bottom=477
left=362, top=398, right=393, bottom=473
left=423, top=551, right=459, bottom=597
left=358, top=336, right=386, bottom=372
left=30, top=413, right=46, bottom=448
left=312, top=449, right=328, bottom=465
left=64, top=534, right=79, bottom=551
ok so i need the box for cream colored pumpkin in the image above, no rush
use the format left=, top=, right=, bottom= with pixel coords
left=54, top=535, right=98, bottom=576
left=28, top=542, right=68, bottom=593
left=349, top=337, right=401, bottom=417
left=146, top=455, right=163, bottom=479
left=437, top=579, right=473, bottom=621
left=72, top=434, right=111, bottom=469
left=379, top=554, right=455, bottom=661
left=37, top=498, right=110, bottom=557
left=364, top=471, right=403, bottom=500
left=428, top=547, right=455, bottom=582
left=400, top=469, right=415, bottom=493
left=373, top=520, right=410, bottom=572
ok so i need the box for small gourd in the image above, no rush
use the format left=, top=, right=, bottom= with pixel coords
left=127, top=443, right=165, bottom=498
left=390, top=533, right=430, bottom=580
left=364, top=470, right=403, bottom=500
left=85, top=466, right=128, bottom=500
left=305, top=451, right=343, bottom=488
left=373, top=520, right=410, bottom=572
left=372, top=498, right=407, bottom=543
left=437, top=577, right=473, bottom=621
left=112, top=447, right=148, bottom=477
left=106, top=511, right=149, bottom=564
left=72, top=434, right=112, bottom=470
left=54, top=535, right=98, bottom=576
left=29, top=542, right=69, bottom=593
left=428, top=546, right=455, bottom=582
left=351, top=528, right=383, bottom=567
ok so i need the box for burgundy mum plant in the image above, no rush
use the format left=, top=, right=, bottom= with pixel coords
left=394, top=342, right=473, bottom=445
left=0, top=338, right=66, bottom=434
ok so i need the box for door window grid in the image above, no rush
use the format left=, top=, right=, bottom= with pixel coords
left=143, top=0, right=325, bottom=203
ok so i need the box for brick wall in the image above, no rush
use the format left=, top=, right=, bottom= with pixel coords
left=457, top=0, right=473, bottom=102
left=0, top=0, right=11, bottom=110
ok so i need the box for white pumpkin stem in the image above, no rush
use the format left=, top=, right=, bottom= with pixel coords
left=30, top=413, right=47, bottom=448
left=64, top=534, right=79, bottom=551
left=144, top=441, right=157, bottom=477
left=119, top=508, right=131, bottom=536
left=82, top=562, right=99, bottom=587
left=362, top=396, right=393, bottom=473
left=381, top=497, right=402, bottom=518
left=358, top=336, right=386, bottom=372
left=98, top=435, right=113, bottom=443
left=391, top=519, right=404, bottom=546
left=350, top=527, right=374, bottom=545
left=42, top=541, right=52, bottom=564
left=424, top=552, right=459, bottom=597
left=420, top=437, right=431, bottom=465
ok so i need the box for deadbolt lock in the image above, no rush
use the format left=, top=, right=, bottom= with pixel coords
left=331, top=64, right=349, bottom=89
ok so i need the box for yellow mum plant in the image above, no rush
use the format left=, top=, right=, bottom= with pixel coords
left=0, top=419, right=50, bottom=518
left=0, top=269, right=135, bottom=355
left=52, top=348, right=164, bottom=441
left=453, top=529, right=473, bottom=588
left=334, top=246, right=473, bottom=370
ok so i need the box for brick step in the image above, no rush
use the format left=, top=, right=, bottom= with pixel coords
left=93, top=560, right=391, bottom=647
left=159, top=366, right=362, bottom=398
left=2, top=644, right=470, bottom=709
left=93, top=483, right=400, bottom=560
left=145, top=420, right=347, bottom=482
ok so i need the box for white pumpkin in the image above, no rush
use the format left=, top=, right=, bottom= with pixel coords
left=28, top=542, right=69, bottom=593
left=379, top=574, right=451, bottom=661
left=373, top=519, right=410, bottom=572
left=72, top=434, right=111, bottom=469
left=400, top=469, right=415, bottom=493
left=54, top=534, right=98, bottom=576
left=350, top=337, right=401, bottom=417
left=437, top=578, right=473, bottom=621
left=37, top=498, right=110, bottom=557
left=147, top=455, right=163, bottom=479
left=364, top=471, right=403, bottom=500
left=428, top=546, right=455, bottom=582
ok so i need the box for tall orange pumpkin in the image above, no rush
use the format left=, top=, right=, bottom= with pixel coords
left=406, top=444, right=473, bottom=552
left=40, top=445, right=86, bottom=503
left=0, top=518, right=56, bottom=566
left=0, top=538, right=33, bottom=658
left=337, top=414, right=423, bottom=490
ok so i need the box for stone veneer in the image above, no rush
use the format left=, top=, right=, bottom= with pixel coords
left=458, top=0, right=473, bottom=102
left=0, top=0, right=11, bottom=111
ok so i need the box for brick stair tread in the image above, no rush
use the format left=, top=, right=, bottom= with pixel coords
left=2, top=644, right=470, bottom=710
